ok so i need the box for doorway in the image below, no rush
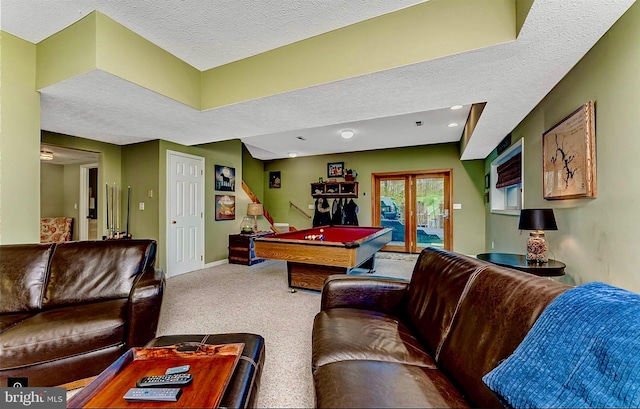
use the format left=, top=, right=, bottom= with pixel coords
left=40, top=143, right=100, bottom=241
left=166, top=150, right=205, bottom=277
left=79, top=164, right=99, bottom=240
left=373, top=170, right=452, bottom=253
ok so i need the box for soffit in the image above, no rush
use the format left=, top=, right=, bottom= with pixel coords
left=2, top=0, right=636, bottom=160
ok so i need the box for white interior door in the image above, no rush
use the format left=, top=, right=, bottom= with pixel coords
left=167, top=150, right=204, bottom=277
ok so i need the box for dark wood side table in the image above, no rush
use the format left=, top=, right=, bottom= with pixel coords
left=476, top=252, right=566, bottom=277
left=229, top=231, right=273, bottom=266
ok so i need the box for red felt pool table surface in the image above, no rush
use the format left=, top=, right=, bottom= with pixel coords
left=254, top=226, right=392, bottom=291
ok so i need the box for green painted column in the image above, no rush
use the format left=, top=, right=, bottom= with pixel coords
left=0, top=32, right=41, bottom=244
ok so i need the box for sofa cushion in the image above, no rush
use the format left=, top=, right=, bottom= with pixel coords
left=312, top=308, right=436, bottom=370
left=0, top=244, right=54, bottom=313
left=437, top=265, right=569, bottom=408
left=0, top=299, right=126, bottom=370
left=0, top=313, right=36, bottom=333
left=43, top=240, right=154, bottom=308
left=405, top=248, right=486, bottom=357
left=313, top=360, right=470, bottom=408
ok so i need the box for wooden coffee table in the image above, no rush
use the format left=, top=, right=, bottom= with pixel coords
left=68, top=343, right=243, bottom=408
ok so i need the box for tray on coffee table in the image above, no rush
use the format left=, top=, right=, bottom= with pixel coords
left=68, top=343, right=244, bottom=408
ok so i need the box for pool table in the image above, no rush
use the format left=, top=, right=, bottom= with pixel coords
left=254, top=226, right=392, bottom=291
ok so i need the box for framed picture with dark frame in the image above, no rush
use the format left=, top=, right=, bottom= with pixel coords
left=269, top=171, right=281, bottom=188
left=215, top=165, right=235, bottom=191
left=327, top=162, right=344, bottom=178
left=215, top=194, right=235, bottom=220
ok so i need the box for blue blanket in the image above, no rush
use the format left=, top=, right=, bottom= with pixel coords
left=483, top=282, right=640, bottom=408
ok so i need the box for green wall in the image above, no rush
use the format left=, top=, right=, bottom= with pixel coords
left=242, top=145, right=265, bottom=203
left=40, top=163, right=65, bottom=217
left=36, top=12, right=97, bottom=90
left=0, top=32, right=41, bottom=244
left=121, top=141, right=160, bottom=242
left=264, top=143, right=486, bottom=255
left=485, top=2, right=640, bottom=293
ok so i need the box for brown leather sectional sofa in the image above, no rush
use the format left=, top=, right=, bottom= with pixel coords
left=0, top=239, right=165, bottom=387
left=312, top=247, right=570, bottom=408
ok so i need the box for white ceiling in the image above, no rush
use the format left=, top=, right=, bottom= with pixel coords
left=2, top=0, right=636, bottom=161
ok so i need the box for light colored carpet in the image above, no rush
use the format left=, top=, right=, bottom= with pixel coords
left=67, top=254, right=417, bottom=407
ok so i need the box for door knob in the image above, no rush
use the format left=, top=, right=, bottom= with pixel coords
left=171, top=220, right=177, bottom=224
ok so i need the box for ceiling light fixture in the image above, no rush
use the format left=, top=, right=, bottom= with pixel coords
left=450, top=105, right=463, bottom=110
left=288, top=152, right=298, bottom=158
left=40, top=150, right=54, bottom=161
left=448, top=123, right=459, bottom=128
left=340, top=130, right=354, bottom=139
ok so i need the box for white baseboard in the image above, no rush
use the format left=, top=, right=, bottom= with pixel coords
left=204, top=259, right=229, bottom=269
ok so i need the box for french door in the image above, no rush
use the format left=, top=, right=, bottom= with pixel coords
left=373, top=170, right=452, bottom=253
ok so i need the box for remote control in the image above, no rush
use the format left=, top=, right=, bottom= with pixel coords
left=123, top=388, right=182, bottom=402
left=166, top=364, right=190, bottom=375
left=136, top=373, right=193, bottom=388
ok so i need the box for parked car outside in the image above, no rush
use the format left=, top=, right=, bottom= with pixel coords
left=380, top=196, right=400, bottom=220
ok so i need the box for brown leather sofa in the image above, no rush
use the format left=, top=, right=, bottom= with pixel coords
left=0, top=239, right=165, bottom=387
left=312, top=247, right=570, bottom=408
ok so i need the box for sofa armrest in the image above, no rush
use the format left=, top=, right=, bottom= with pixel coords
left=126, top=267, right=165, bottom=347
left=320, top=275, right=409, bottom=315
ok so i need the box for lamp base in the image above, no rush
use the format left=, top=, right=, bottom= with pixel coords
left=526, top=231, right=548, bottom=264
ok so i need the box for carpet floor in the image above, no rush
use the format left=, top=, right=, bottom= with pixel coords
left=67, top=254, right=418, bottom=407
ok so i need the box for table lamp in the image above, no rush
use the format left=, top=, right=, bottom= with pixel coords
left=518, top=209, right=557, bottom=264
left=247, top=203, right=264, bottom=232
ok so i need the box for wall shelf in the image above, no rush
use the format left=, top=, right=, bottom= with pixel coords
left=311, top=182, right=358, bottom=198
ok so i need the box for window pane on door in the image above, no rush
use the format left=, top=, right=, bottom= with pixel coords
left=379, top=179, right=405, bottom=247
left=416, top=177, right=444, bottom=248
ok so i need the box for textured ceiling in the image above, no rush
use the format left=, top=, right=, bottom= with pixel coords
left=2, top=0, right=636, bottom=161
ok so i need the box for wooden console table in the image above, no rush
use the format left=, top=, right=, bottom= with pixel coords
left=476, top=252, right=566, bottom=277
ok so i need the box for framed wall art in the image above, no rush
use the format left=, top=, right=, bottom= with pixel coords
left=542, top=100, right=596, bottom=200
left=269, top=171, right=281, bottom=188
left=215, top=165, right=235, bottom=191
left=215, top=194, right=235, bottom=220
left=327, top=162, right=344, bottom=178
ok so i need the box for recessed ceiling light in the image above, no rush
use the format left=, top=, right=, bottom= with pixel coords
left=448, top=122, right=459, bottom=128
left=288, top=152, right=298, bottom=158
left=340, top=130, right=354, bottom=139
left=450, top=105, right=463, bottom=110
left=40, top=150, right=54, bottom=160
